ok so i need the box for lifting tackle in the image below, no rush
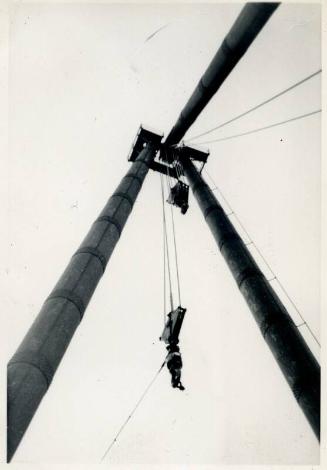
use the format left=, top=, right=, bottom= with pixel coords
left=167, top=181, right=189, bottom=215
left=165, top=143, right=209, bottom=215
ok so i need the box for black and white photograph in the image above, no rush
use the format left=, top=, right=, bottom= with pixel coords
left=1, top=0, right=324, bottom=467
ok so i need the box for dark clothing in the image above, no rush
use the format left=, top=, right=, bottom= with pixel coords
left=166, top=343, right=185, bottom=390
left=166, top=341, right=180, bottom=354
left=160, top=307, right=187, bottom=391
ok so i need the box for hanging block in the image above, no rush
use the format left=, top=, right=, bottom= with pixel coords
left=160, top=306, right=186, bottom=344
left=167, top=181, right=189, bottom=214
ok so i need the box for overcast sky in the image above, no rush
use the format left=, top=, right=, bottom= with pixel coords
left=3, top=1, right=322, bottom=466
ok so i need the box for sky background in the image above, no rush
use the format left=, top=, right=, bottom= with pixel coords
left=2, top=1, right=322, bottom=466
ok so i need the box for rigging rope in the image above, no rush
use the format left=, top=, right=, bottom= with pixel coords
left=204, top=168, right=320, bottom=348
left=160, top=173, right=174, bottom=312
left=190, top=109, right=321, bottom=146
left=162, top=180, right=167, bottom=326
left=165, top=167, right=182, bottom=307
left=101, top=362, right=165, bottom=461
left=101, top=169, right=185, bottom=462
left=186, top=69, right=321, bottom=141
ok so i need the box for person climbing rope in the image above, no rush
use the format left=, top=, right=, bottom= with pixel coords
left=165, top=340, right=185, bottom=390
left=160, top=306, right=186, bottom=391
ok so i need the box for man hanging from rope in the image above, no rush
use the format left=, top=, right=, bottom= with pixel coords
left=165, top=340, right=185, bottom=390
left=160, top=306, right=186, bottom=390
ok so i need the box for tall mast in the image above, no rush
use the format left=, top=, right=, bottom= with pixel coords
left=164, top=2, right=280, bottom=150
left=179, top=156, right=320, bottom=438
left=162, top=1, right=320, bottom=439
left=7, top=143, right=158, bottom=461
